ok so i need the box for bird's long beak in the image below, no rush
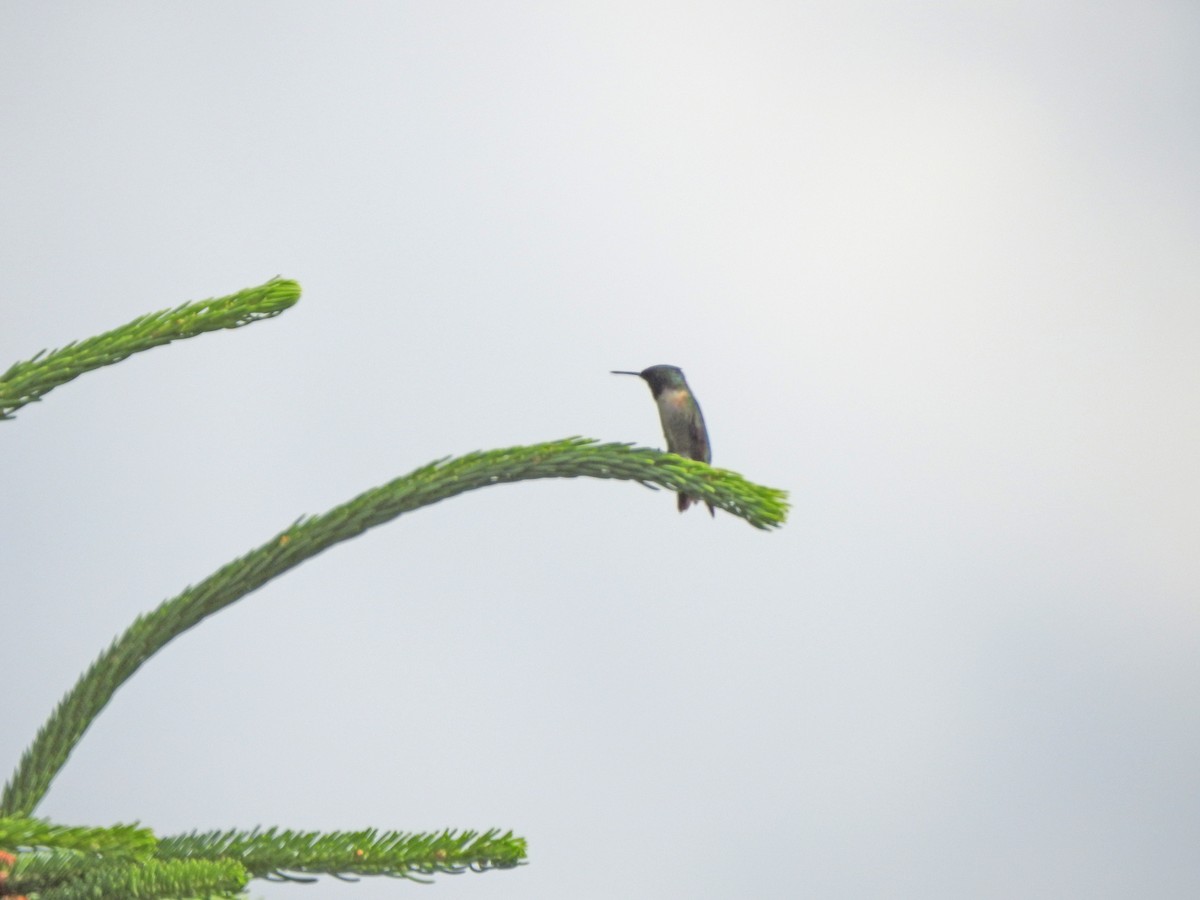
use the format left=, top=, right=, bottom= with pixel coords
left=610, top=370, right=642, bottom=376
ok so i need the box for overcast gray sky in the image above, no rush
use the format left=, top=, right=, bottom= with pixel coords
left=3, top=2, right=1199, bottom=897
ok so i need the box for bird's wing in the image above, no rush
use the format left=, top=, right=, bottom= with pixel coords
left=689, top=406, right=711, bottom=463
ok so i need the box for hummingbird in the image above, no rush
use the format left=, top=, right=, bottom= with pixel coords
left=611, top=365, right=714, bottom=516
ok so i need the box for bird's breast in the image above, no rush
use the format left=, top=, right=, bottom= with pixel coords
left=657, top=388, right=691, bottom=410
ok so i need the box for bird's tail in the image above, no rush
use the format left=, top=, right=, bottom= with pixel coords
left=678, top=493, right=716, bottom=517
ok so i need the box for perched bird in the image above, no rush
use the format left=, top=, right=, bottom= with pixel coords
left=612, top=365, right=714, bottom=516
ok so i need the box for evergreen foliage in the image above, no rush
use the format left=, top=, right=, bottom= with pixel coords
left=159, top=827, right=524, bottom=882
left=0, top=818, right=154, bottom=861
left=0, top=818, right=524, bottom=897
left=14, top=856, right=249, bottom=900
left=1, top=279, right=788, bottom=896
left=0, top=277, right=299, bottom=420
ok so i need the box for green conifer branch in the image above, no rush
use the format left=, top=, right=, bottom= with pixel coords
left=159, top=826, right=524, bottom=882
left=2, top=848, right=93, bottom=895
left=2, top=830, right=520, bottom=897
left=13, top=857, right=248, bottom=900
left=0, top=277, right=300, bottom=420
left=0, top=819, right=522, bottom=894
left=2, top=438, right=786, bottom=818
left=0, top=817, right=154, bottom=860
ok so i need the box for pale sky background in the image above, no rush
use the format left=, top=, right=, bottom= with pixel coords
left=2, top=2, right=1199, bottom=898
